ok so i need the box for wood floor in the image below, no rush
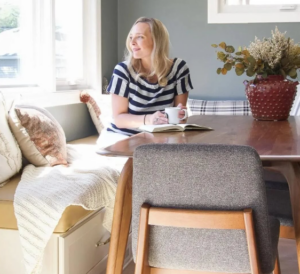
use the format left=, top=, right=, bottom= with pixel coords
left=123, top=238, right=298, bottom=274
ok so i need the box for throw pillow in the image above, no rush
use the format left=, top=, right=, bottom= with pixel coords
left=8, top=103, right=68, bottom=167
left=0, top=93, right=22, bottom=185
left=80, top=91, right=105, bottom=134
left=187, top=99, right=252, bottom=116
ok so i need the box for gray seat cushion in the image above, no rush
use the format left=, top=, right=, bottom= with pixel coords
left=265, top=180, right=289, bottom=191
left=267, top=187, right=293, bottom=227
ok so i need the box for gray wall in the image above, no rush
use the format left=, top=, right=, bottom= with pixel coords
left=47, top=104, right=97, bottom=142
left=117, top=0, right=300, bottom=100
left=101, top=0, right=118, bottom=82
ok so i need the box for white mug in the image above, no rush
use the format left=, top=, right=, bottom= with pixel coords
left=165, top=107, right=188, bottom=124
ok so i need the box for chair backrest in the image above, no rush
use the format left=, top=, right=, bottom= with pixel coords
left=132, top=143, right=275, bottom=273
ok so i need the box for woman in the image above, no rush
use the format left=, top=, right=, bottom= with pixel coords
left=98, top=17, right=193, bottom=147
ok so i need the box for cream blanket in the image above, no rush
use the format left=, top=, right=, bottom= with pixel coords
left=14, top=144, right=121, bottom=274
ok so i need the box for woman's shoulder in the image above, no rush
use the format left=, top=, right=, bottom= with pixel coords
left=168, top=58, right=190, bottom=79
left=169, top=58, right=189, bottom=74
left=172, top=57, right=188, bottom=67
left=113, top=61, right=132, bottom=79
left=114, top=61, right=130, bottom=71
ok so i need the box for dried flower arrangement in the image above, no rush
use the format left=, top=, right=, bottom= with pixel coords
left=212, top=27, right=300, bottom=79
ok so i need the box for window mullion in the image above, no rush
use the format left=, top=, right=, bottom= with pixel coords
left=82, top=0, right=101, bottom=93
left=35, top=0, right=56, bottom=92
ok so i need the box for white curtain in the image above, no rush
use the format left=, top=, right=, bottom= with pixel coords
left=290, top=85, right=300, bottom=116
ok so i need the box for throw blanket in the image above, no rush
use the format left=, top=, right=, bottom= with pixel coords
left=14, top=144, right=120, bottom=274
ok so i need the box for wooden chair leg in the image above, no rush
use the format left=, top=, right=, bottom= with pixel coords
left=273, top=252, right=281, bottom=274
left=106, top=158, right=133, bottom=274
left=135, top=204, right=151, bottom=274
left=267, top=161, right=300, bottom=273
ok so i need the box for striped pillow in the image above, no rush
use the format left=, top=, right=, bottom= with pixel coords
left=187, top=99, right=251, bottom=116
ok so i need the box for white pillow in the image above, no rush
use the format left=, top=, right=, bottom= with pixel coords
left=0, top=93, right=22, bottom=185
left=8, top=103, right=68, bottom=167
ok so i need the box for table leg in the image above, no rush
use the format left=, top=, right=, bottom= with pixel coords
left=266, top=161, right=300, bottom=273
left=106, top=158, right=133, bottom=274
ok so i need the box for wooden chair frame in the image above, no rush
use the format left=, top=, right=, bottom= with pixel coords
left=280, top=225, right=295, bottom=239
left=135, top=204, right=281, bottom=274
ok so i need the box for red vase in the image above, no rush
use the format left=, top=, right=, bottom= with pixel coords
left=244, top=75, right=299, bottom=121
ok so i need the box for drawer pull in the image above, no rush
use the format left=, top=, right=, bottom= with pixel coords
left=95, top=237, right=111, bottom=247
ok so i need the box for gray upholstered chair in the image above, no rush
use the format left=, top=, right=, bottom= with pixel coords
left=132, top=144, right=280, bottom=274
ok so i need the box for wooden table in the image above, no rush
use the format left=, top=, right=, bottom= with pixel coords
left=99, top=115, right=300, bottom=274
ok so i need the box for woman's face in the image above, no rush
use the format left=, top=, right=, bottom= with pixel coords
left=129, top=22, right=154, bottom=60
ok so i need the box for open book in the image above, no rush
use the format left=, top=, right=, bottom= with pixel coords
left=139, top=124, right=213, bottom=133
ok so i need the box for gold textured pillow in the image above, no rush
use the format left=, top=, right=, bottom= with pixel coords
left=80, top=91, right=104, bottom=134
left=8, top=104, right=68, bottom=167
left=0, top=93, right=22, bottom=185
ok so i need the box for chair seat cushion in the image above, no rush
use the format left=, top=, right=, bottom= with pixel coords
left=0, top=136, right=99, bottom=233
left=142, top=216, right=279, bottom=273
left=267, top=187, right=293, bottom=227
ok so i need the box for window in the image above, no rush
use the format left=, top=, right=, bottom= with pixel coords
left=0, top=0, right=101, bottom=100
left=0, top=0, right=34, bottom=84
left=208, top=0, right=300, bottom=23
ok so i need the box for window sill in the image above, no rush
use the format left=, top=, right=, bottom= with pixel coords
left=0, top=88, right=103, bottom=107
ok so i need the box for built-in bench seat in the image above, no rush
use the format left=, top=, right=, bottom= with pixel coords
left=0, top=136, right=99, bottom=234
left=0, top=102, right=132, bottom=274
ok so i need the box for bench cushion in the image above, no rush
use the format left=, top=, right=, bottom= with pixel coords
left=187, top=99, right=251, bottom=116
left=0, top=135, right=98, bottom=233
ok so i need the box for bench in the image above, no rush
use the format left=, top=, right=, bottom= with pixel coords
left=0, top=101, right=132, bottom=274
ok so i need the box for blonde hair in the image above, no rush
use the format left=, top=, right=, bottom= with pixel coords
left=124, top=17, right=172, bottom=87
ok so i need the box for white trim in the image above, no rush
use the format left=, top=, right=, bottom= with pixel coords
left=83, top=0, right=102, bottom=93
left=1, top=89, right=80, bottom=107
left=37, top=0, right=56, bottom=92
left=0, top=88, right=103, bottom=107
left=290, top=85, right=300, bottom=116
left=208, top=0, right=300, bottom=23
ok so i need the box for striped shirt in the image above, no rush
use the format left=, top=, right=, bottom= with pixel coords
left=107, top=58, right=193, bottom=136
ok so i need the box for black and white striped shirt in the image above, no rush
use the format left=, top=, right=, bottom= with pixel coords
left=107, top=58, right=193, bottom=136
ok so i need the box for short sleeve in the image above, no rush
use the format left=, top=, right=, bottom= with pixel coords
left=107, top=63, right=130, bottom=98
left=175, top=60, right=193, bottom=96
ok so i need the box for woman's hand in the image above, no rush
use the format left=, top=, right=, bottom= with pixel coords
left=147, top=111, right=168, bottom=125
left=177, top=103, right=188, bottom=123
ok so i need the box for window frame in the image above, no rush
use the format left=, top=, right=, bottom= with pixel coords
left=208, top=0, right=300, bottom=24
left=0, top=0, right=102, bottom=106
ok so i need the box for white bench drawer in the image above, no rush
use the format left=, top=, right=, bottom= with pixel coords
left=59, top=209, right=110, bottom=274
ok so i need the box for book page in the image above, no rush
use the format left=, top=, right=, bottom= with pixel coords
left=139, top=124, right=182, bottom=132
left=139, top=124, right=213, bottom=132
left=178, top=124, right=213, bottom=130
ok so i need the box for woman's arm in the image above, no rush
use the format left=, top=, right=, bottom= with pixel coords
left=111, top=94, right=168, bottom=128
left=174, top=92, right=189, bottom=107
